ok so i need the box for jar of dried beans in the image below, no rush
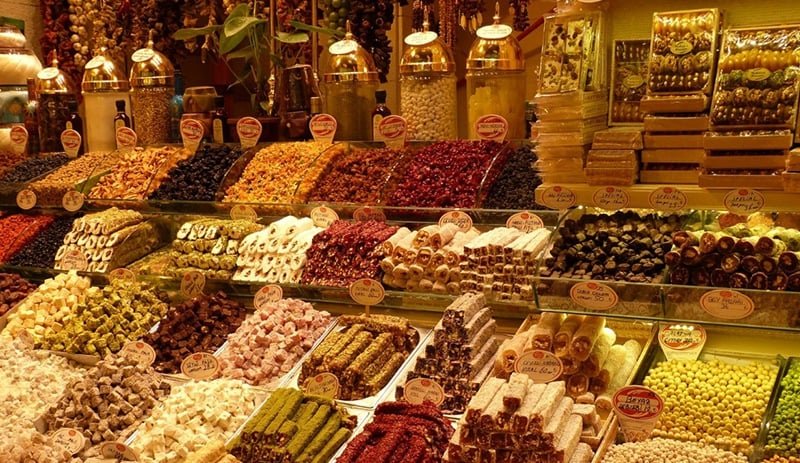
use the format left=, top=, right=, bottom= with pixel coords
left=129, top=40, right=175, bottom=146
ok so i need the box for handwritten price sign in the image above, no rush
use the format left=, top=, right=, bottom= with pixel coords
left=303, top=373, right=339, bottom=399
left=181, top=352, right=220, bottom=380
left=181, top=271, right=205, bottom=298
left=514, top=350, right=563, bottom=383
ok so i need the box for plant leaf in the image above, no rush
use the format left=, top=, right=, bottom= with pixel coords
left=289, top=20, right=344, bottom=37
left=172, top=25, right=221, bottom=41
left=227, top=3, right=250, bottom=19
left=224, top=16, right=266, bottom=39
left=226, top=45, right=254, bottom=60
left=276, top=31, right=310, bottom=44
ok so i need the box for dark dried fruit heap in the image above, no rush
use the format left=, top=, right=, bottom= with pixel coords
left=0, top=273, right=37, bottom=317
left=7, top=215, right=77, bottom=268
left=482, top=144, right=541, bottom=210
left=150, top=144, right=243, bottom=201
left=337, top=401, right=454, bottom=463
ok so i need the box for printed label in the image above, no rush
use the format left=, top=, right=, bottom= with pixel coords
left=131, top=48, right=155, bottom=63
left=119, top=341, right=156, bottom=367
left=310, top=206, right=339, bottom=228
left=745, top=68, right=771, bottom=82
left=540, top=185, right=576, bottom=210
left=181, top=352, right=220, bottom=380
left=669, top=40, right=694, bottom=55
left=9, top=125, right=27, bottom=155
left=700, top=289, right=754, bottom=320
left=514, top=350, right=564, bottom=383
left=108, top=268, right=137, bottom=282
left=60, top=249, right=88, bottom=271
left=303, top=372, right=340, bottom=399
left=115, top=127, right=137, bottom=149
left=353, top=206, right=387, bottom=222
left=180, top=119, right=204, bottom=152
left=52, top=428, right=85, bottom=455
left=61, top=129, right=82, bottom=158
left=403, top=378, right=446, bottom=406
left=475, top=114, right=509, bottom=142
left=37, top=67, right=60, bottom=80
left=658, top=324, right=706, bottom=361
left=62, top=190, right=85, bottom=212
left=438, top=211, right=473, bottom=233
left=404, top=31, right=438, bottom=46
left=236, top=116, right=262, bottom=148
left=180, top=271, right=206, bottom=298
left=569, top=281, right=619, bottom=311
left=613, top=386, right=664, bottom=442
left=506, top=211, right=544, bottom=232
left=622, top=74, right=645, bottom=89
left=100, top=442, right=138, bottom=461
left=723, top=188, right=765, bottom=214
left=254, top=284, right=283, bottom=309
left=592, top=186, right=630, bottom=210
left=230, top=204, right=258, bottom=222
left=309, top=114, right=337, bottom=144
left=16, top=189, right=36, bottom=210
left=349, top=278, right=385, bottom=306
left=377, top=115, right=408, bottom=148
left=647, top=186, right=688, bottom=212
left=477, top=23, right=513, bottom=40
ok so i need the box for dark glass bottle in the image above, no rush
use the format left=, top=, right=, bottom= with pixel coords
left=24, top=78, right=40, bottom=155
left=114, top=100, right=131, bottom=129
left=65, top=100, right=85, bottom=156
left=371, top=90, right=391, bottom=141
left=211, top=96, right=228, bottom=144
left=170, top=69, right=185, bottom=142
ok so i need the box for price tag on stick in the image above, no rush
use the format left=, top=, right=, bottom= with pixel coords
left=180, top=119, right=204, bottom=153
left=377, top=115, right=408, bottom=148
left=181, top=271, right=205, bottom=298
left=612, top=386, right=664, bottom=442
left=61, top=129, right=82, bottom=158
left=115, top=127, right=138, bottom=149
left=10, top=125, right=28, bottom=155
left=52, top=428, right=85, bottom=455
left=237, top=117, right=262, bottom=148
left=309, top=114, right=337, bottom=144
left=658, top=323, right=706, bottom=361
left=254, top=284, right=283, bottom=309
left=303, top=372, right=339, bottom=399
left=349, top=278, right=385, bottom=316
left=181, top=352, right=220, bottom=380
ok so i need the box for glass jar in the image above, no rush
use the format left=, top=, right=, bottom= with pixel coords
left=129, top=42, right=175, bottom=146
left=0, top=48, right=42, bottom=86
left=82, top=51, right=131, bottom=152
left=466, top=13, right=527, bottom=140
left=322, top=30, right=380, bottom=141
left=35, top=58, right=77, bottom=153
left=183, top=86, right=217, bottom=113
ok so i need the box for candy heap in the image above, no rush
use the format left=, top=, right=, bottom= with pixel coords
left=305, top=145, right=400, bottom=205
left=396, top=293, right=499, bottom=414
left=39, top=279, right=168, bottom=357
left=445, top=378, right=597, bottom=463
left=459, top=227, right=551, bottom=301
left=167, top=219, right=263, bottom=280
left=55, top=208, right=163, bottom=273
left=494, top=314, right=642, bottom=406
left=0, top=428, right=74, bottom=463
left=234, top=216, right=323, bottom=284
left=144, top=292, right=247, bottom=374
left=217, top=298, right=331, bottom=387
left=0, top=272, right=37, bottom=317
left=337, top=401, right=454, bottom=463
left=300, top=314, right=419, bottom=400
left=229, top=387, right=357, bottom=463
left=644, top=358, right=778, bottom=455
left=601, top=438, right=748, bottom=463
left=381, top=224, right=477, bottom=295
left=132, top=379, right=259, bottom=463
left=766, top=361, right=800, bottom=458
left=42, top=355, right=171, bottom=446
left=301, top=220, right=398, bottom=287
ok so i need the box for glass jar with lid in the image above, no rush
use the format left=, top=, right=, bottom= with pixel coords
left=466, top=8, right=526, bottom=140
left=322, top=27, right=379, bottom=141
left=35, top=56, right=78, bottom=153
left=129, top=37, right=175, bottom=146
left=400, top=22, right=457, bottom=140
left=82, top=49, right=131, bottom=152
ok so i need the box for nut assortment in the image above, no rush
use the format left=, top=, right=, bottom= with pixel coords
left=88, top=146, right=191, bottom=200
left=131, top=87, right=173, bottom=146
left=300, top=313, right=419, bottom=400
left=766, top=360, right=800, bottom=458
left=648, top=9, right=719, bottom=94
left=601, top=438, right=749, bottom=463
left=712, top=26, right=800, bottom=129
left=143, top=291, right=247, bottom=374
left=29, top=151, right=118, bottom=205
left=217, top=298, right=331, bottom=387
left=0, top=153, right=69, bottom=183
left=644, top=358, right=778, bottom=455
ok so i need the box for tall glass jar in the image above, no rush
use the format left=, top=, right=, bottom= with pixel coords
left=322, top=30, right=379, bottom=141
left=400, top=27, right=457, bottom=140
left=82, top=51, right=131, bottom=152
left=466, top=13, right=526, bottom=140
left=129, top=41, right=174, bottom=146
left=35, top=57, right=77, bottom=153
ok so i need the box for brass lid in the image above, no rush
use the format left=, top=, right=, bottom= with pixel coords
left=35, top=55, right=75, bottom=94
left=466, top=6, right=525, bottom=71
left=81, top=49, right=131, bottom=92
left=323, top=24, right=379, bottom=83
left=129, top=35, right=175, bottom=88
left=400, top=21, right=455, bottom=75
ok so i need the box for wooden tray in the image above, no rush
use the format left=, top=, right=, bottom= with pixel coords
left=698, top=172, right=784, bottom=190
left=642, top=149, right=704, bottom=164
left=644, top=115, right=709, bottom=133
left=640, top=94, right=709, bottom=113
left=640, top=169, right=699, bottom=184
left=644, top=133, right=704, bottom=149
left=703, top=154, right=787, bottom=170
left=704, top=133, right=794, bottom=151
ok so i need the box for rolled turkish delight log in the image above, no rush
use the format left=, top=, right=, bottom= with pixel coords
left=595, top=339, right=642, bottom=410
left=583, top=327, right=617, bottom=376
left=569, top=317, right=606, bottom=362
left=382, top=227, right=410, bottom=256
left=554, top=315, right=585, bottom=358
left=530, top=312, right=565, bottom=351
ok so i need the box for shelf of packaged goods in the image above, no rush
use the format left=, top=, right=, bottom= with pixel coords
left=535, top=183, right=800, bottom=213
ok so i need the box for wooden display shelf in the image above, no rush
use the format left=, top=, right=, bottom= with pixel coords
left=536, top=182, right=800, bottom=212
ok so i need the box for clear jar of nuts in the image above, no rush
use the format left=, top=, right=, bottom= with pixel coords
left=129, top=39, right=175, bottom=146
left=400, top=25, right=457, bottom=141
